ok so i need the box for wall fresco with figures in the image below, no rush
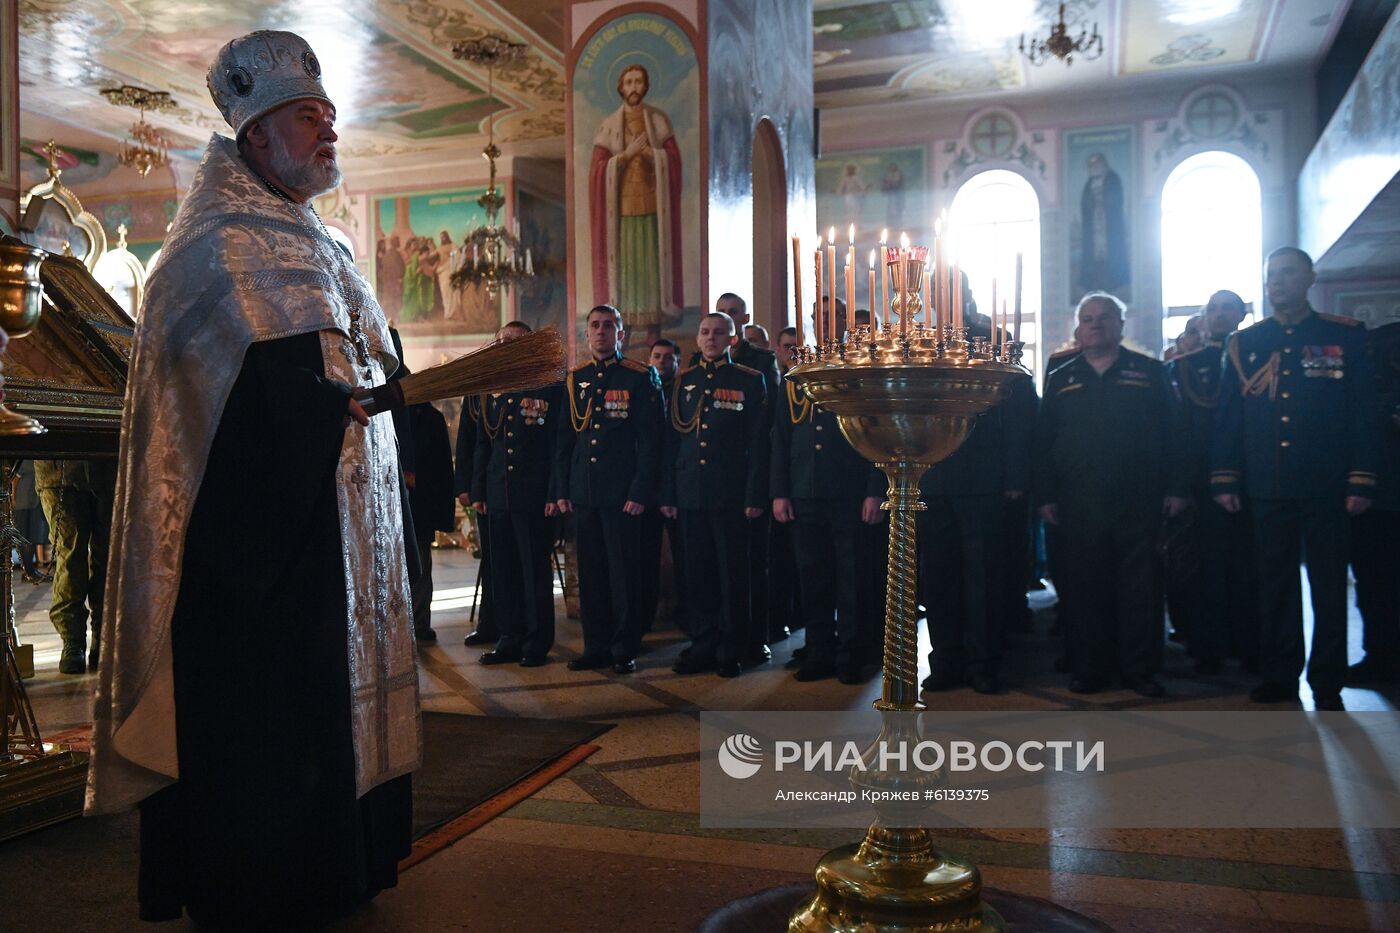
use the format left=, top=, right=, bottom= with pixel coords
left=372, top=186, right=501, bottom=338
left=569, top=7, right=703, bottom=339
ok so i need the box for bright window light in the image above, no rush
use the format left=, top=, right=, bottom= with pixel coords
left=949, top=169, right=1043, bottom=377
left=325, top=225, right=356, bottom=261
left=1160, top=151, right=1261, bottom=316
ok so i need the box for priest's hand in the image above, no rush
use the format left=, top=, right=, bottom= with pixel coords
left=744, top=507, right=764, bottom=520
left=545, top=502, right=559, bottom=517
left=622, top=500, right=645, bottom=516
left=347, top=397, right=370, bottom=427
left=556, top=498, right=574, bottom=514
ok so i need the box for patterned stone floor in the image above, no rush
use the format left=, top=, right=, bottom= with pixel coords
left=17, top=548, right=1400, bottom=931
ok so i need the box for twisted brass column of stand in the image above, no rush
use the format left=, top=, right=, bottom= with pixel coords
left=877, top=462, right=924, bottom=713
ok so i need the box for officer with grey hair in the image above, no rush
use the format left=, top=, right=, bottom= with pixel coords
left=88, top=31, right=417, bottom=926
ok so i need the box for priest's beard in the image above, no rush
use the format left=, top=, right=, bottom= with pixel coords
left=268, top=133, right=342, bottom=199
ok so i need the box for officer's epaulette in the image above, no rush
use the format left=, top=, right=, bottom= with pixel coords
left=1317, top=312, right=1364, bottom=327
left=732, top=362, right=761, bottom=378
left=677, top=363, right=701, bottom=378
left=620, top=357, right=651, bottom=373
left=569, top=359, right=593, bottom=375
left=1171, top=345, right=1211, bottom=362
left=1044, top=348, right=1081, bottom=380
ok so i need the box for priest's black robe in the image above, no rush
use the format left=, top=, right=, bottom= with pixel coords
left=137, top=332, right=415, bottom=927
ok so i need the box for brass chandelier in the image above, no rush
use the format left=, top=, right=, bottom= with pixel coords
left=100, top=85, right=175, bottom=177
left=1020, top=2, right=1104, bottom=66
left=449, top=35, right=533, bottom=298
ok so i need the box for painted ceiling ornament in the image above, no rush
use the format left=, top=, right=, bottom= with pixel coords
left=206, top=30, right=332, bottom=137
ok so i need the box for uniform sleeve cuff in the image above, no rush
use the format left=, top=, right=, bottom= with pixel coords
left=1349, top=472, right=1377, bottom=498
left=1209, top=470, right=1241, bottom=495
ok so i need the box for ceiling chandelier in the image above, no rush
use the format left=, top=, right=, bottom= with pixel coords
left=100, top=85, right=175, bottom=177
left=1020, top=3, right=1104, bottom=66
left=449, top=35, right=533, bottom=298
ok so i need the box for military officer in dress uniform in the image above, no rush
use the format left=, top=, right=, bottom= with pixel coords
left=664, top=312, right=769, bottom=677
left=772, top=357, right=885, bottom=683
left=456, top=388, right=497, bottom=646
left=1035, top=293, right=1189, bottom=697
left=1168, top=290, right=1258, bottom=674
left=919, top=373, right=1035, bottom=695
left=553, top=305, right=664, bottom=674
left=1348, top=321, right=1400, bottom=684
left=472, top=322, right=562, bottom=667
left=709, top=293, right=784, bottom=662
left=767, top=326, right=803, bottom=642
left=639, top=338, right=686, bottom=633
left=1212, top=248, right=1378, bottom=710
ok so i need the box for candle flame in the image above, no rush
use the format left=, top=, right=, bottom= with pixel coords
left=880, top=228, right=888, bottom=245
left=828, top=226, right=836, bottom=245
left=935, top=218, right=942, bottom=237
left=899, top=231, right=910, bottom=249
left=848, top=223, right=855, bottom=245
left=869, top=248, right=876, bottom=268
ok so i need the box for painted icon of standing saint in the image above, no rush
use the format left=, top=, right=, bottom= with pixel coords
left=589, top=64, right=684, bottom=339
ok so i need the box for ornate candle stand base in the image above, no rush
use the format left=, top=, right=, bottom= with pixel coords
left=786, top=325, right=1028, bottom=933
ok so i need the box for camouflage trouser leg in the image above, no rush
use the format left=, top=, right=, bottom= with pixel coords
left=38, top=486, right=96, bottom=652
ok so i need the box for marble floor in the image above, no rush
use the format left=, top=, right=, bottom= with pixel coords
left=16, top=548, right=1400, bottom=931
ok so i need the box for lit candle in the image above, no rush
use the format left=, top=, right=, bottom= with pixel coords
left=952, top=255, right=963, bottom=334
left=868, top=249, right=877, bottom=334
left=879, top=229, right=890, bottom=331
left=791, top=235, right=804, bottom=348
left=846, top=224, right=856, bottom=339
left=922, top=249, right=931, bottom=329
left=525, top=248, right=533, bottom=275
left=1001, top=299, right=1009, bottom=358
left=1013, top=251, right=1024, bottom=344
left=899, top=232, right=910, bottom=339
left=933, top=218, right=943, bottom=333
left=990, top=277, right=998, bottom=348
left=827, top=227, right=837, bottom=345
left=814, top=244, right=824, bottom=348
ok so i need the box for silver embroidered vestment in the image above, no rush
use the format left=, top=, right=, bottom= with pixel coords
left=87, top=135, right=419, bottom=814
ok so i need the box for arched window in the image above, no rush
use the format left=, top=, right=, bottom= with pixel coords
left=949, top=169, right=1043, bottom=376
left=1160, top=151, right=1262, bottom=341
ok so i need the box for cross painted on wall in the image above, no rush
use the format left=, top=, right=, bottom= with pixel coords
left=971, top=113, right=1017, bottom=159
left=1185, top=93, right=1239, bottom=139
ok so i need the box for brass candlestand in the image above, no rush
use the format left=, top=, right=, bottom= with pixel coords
left=0, top=237, right=86, bottom=844
left=787, top=250, right=1029, bottom=932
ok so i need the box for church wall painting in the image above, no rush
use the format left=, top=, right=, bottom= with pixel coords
left=569, top=9, right=703, bottom=342
left=1064, top=125, right=1135, bottom=307
left=816, top=145, right=926, bottom=243
left=370, top=186, right=501, bottom=339
left=514, top=186, right=568, bottom=336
